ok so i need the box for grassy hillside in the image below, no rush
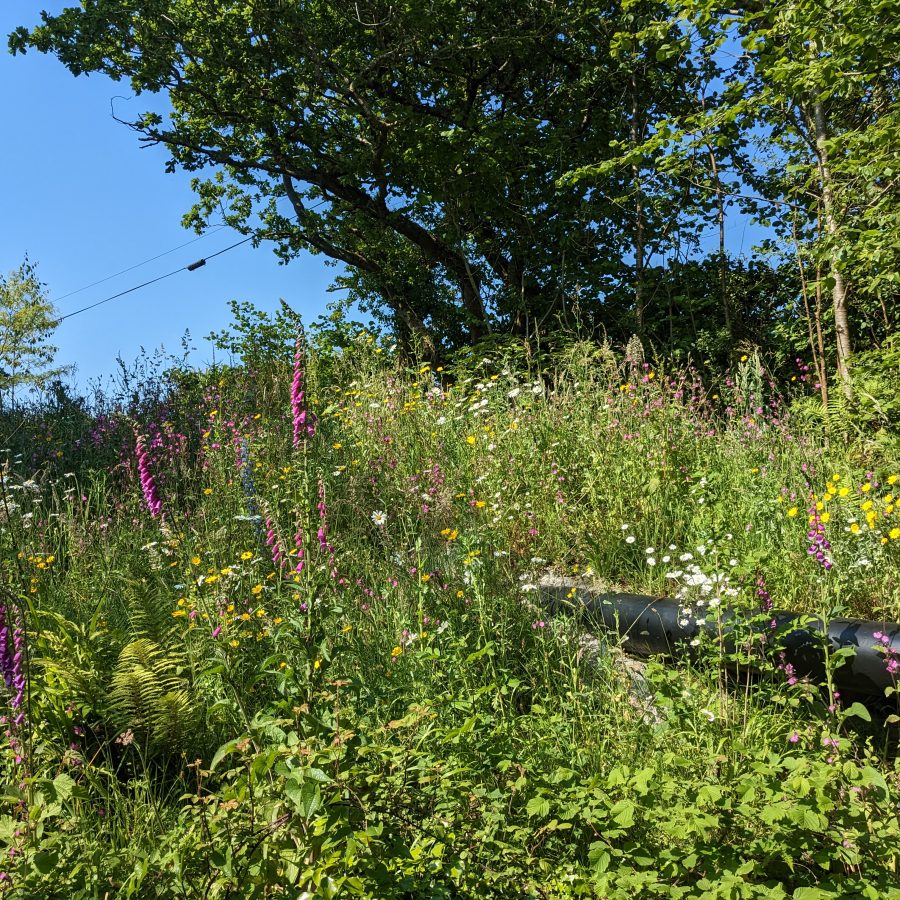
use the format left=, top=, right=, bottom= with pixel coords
left=0, top=319, right=898, bottom=897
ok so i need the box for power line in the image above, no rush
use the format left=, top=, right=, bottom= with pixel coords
left=56, top=199, right=329, bottom=323
left=58, top=236, right=254, bottom=322
left=53, top=226, right=226, bottom=303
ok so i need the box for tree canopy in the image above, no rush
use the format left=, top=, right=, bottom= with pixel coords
left=10, top=0, right=900, bottom=384
left=0, top=259, right=65, bottom=407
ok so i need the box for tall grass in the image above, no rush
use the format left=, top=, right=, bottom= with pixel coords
left=0, top=321, right=898, bottom=897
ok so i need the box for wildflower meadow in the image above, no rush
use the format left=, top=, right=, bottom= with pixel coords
left=0, top=307, right=899, bottom=897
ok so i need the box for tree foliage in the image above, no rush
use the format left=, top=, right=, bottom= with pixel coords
left=9, top=0, right=900, bottom=384
left=11, top=0, right=710, bottom=353
left=0, top=259, right=64, bottom=407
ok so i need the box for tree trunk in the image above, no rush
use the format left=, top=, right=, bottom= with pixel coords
left=631, top=73, right=645, bottom=333
left=706, top=144, right=731, bottom=338
left=813, top=99, right=853, bottom=398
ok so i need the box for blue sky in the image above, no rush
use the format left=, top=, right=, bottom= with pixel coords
left=1, top=2, right=337, bottom=388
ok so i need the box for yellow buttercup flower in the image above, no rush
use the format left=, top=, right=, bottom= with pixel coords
left=787, top=507, right=798, bottom=518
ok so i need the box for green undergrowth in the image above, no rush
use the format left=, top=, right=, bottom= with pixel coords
left=0, top=315, right=898, bottom=897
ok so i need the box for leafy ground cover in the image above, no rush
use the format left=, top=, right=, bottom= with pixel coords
left=0, top=312, right=899, bottom=897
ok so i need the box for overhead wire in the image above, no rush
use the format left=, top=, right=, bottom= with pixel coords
left=56, top=198, right=329, bottom=323
left=58, top=236, right=254, bottom=322
left=53, top=225, right=226, bottom=303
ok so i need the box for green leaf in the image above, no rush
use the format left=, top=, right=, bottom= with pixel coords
left=52, top=774, right=75, bottom=801
left=844, top=701, right=871, bottom=722
left=609, top=799, right=636, bottom=827
left=525, top=796, right=550, bottom=818
left=33, top=850, right=58, bottom=875
left=285, top=775, right=322, bottom=819
left=210, top=736, right=248, bottom=772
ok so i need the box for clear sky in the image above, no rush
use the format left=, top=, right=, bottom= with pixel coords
left=1, top=2, right=337, bottom=388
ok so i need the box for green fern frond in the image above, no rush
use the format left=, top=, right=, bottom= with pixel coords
left=109, top=639, right=196, bottom=749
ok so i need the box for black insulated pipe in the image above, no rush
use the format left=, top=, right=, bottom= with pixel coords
left=540, top=579, right=900, bottom=700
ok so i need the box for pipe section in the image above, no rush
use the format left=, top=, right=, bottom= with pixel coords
left=540, top=578, right=900, bottom=699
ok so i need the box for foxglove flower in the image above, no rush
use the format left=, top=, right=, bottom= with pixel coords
left=291, top=329, right=317, bottom=446
left=135, top=433, right=162, bottom=518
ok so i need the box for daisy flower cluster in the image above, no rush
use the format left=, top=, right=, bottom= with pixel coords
left=662, top=541, right=740, bottom=633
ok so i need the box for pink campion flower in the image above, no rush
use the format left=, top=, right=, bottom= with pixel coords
left=135, top=433, right=163, bottom=517
left=291, top=328, right=317, bottom=447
